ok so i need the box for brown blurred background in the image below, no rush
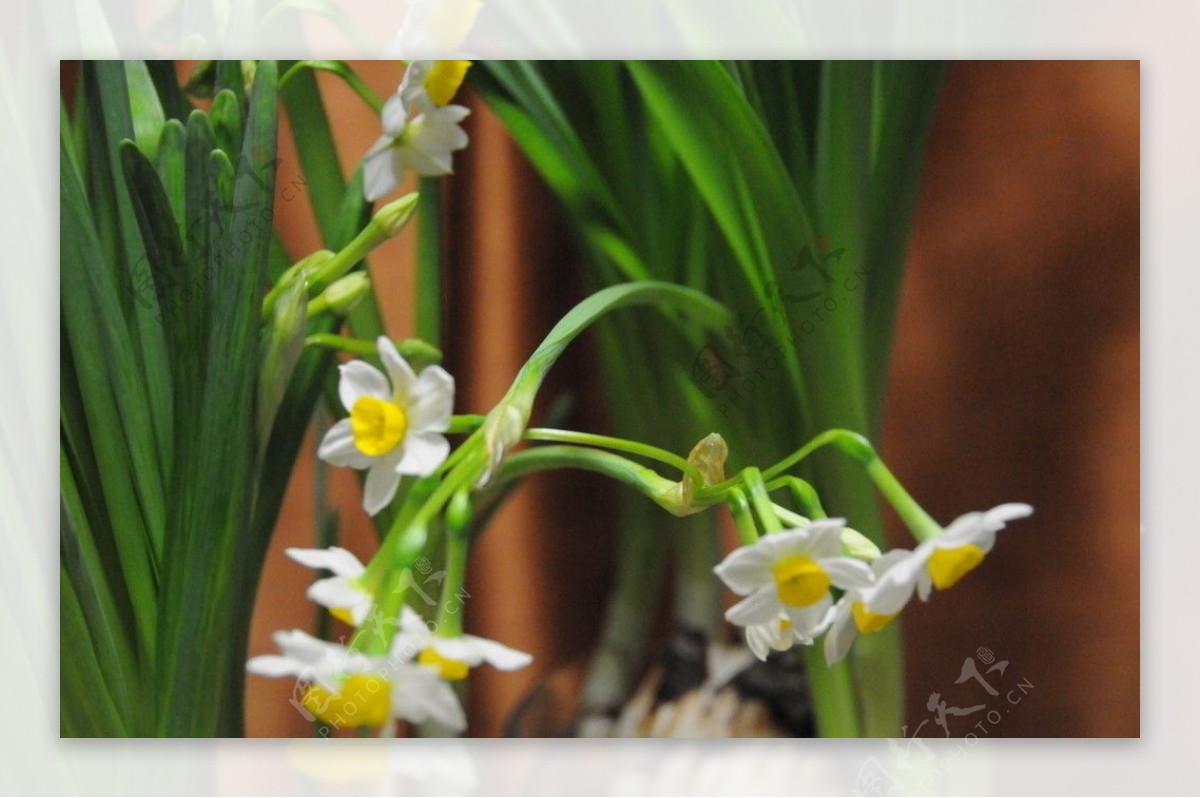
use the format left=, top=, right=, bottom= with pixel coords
left=244, top=60, right=1139, bottom=738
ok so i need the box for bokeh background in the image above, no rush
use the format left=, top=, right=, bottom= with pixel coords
left=243, top=60, right=1139, bottom=738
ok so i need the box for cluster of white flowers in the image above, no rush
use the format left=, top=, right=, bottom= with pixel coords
left=364, top=60, right=473, bottom=202
left=247, top=341, right=531, bottom=732
left=714, top=504, right=1033, bottom=665
left=247, top=557, right=531, bottom=731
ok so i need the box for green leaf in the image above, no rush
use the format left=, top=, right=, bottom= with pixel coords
left=125, top=60, right=166, bottom=160
left=61, top=136, right=160, bottom=657
left=210, top=88, right=244, bottom=162
left=278, top=63, right=346, bottom=251
left=61, top=570, right=129, bottom=737
left=626, top=60, right=813, bottom=421
left=155, top=60, right=279, bottom=737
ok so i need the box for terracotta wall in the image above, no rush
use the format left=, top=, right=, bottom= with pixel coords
left=246, top=61, right=1140, bottom=737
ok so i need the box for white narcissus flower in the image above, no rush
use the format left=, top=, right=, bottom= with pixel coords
left=823, top=549, right=912, bottom=665
left=714, top=519, right=873, bottom=639
left=363, top=60, right=472, bottom=201
left=394, top=607, right=533, bottom=681
left=864, top=503, right=1034, bottom=618
left=286, top=547, right=374, bottom=627
left=246, top=629, right=375, bottom=691
left=744, top=613, right=821, bottom=662
left=318, top=336, right=454, bottom=516
left=247, top=629, right=466, bottom=731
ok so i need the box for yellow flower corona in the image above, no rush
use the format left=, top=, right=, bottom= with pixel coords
left=425, top=60, right=472, bottom=107
left=926, top=544, right=987, bottom=590
left=851, top=602, right=896, bottom=634
left=772, top=555, right=831, bottom=607
left=419, top=648, right=470, bottom=680
left=350, top=396, right=408, bottom=456
left=301, top=674, right=391, bottom=728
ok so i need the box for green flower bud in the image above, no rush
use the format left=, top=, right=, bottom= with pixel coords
left=308, top=271, right=371, bottom=319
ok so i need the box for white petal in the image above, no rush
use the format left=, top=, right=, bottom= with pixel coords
left=363, top=136, right=402, bottom=202
left=391, top=666, right=467, bottom=730
left=377, top=336, right=418, bottom=403
left=872, top=549, right=913, bottom=576
left=806, top=519, right=848, bottom=558
left=396, top=432, right=450, bottom=476
left=308, top=577, right=371, bottom=614
left=397, top=61, right=433, bottom=112
left=273, top=629, right=328, bottom=662
left=823, top=601, right=857, bottom=666
left=286, top=546, right=365, bottom=578
left=916, top=572, right=933, bottom=602
left=317, top=419, right=373, bottom=469
left=338, top=360, right=390, bottom=411
left=713, top=544, right=775, bottom=595
left=783, top=595, right=833, bottom=638
left=381, top=92, right=409, bottom=136
left=444, top=636, right=533, bottom=670
left=471, top=637, right=534, bottom=670
left=363, top=459, right=403, bottom=515
left=865, top=553, right=926, bottom=615
left=246, top=654, right=300, bottom=678
left=744, top=626, right=771, bottom=661
left=820, top=556, right=874, bottom=591
left=399, top=606, right=431, bottom=636
left=986, top=502, right=1033, bottom=525
left=408, top=366, right=455, bottom=432
left=725, top=584, right=782, bottom=627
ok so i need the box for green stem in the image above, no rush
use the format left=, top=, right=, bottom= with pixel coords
left=804, top=648, right=862, bottom=737
left=304, top=333, right=442, bottom=365
left=306, top=193, right=419, bottom=297
left=862, top=457, right=940, bottom=542
left=416, top=177, right=442, bottom=348
left=776, top=475, right=828, bottom=519
left=727, top=488, right=759, bottom=546
left=435, top=492, right=470, bottom=638
left=771, top=502, right=810, bottom=528
left=493, top=446, right=680, bottom=513
left=742, top=467, right=782, bottom=534
left=525, top=427, right=703, bottom=485
left=279, top=60, right=384, bottom=112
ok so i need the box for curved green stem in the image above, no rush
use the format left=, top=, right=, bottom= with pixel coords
left=773, top=476, right=828, bottom=519
left=279, top=60, right=384, bottom=112
left=741, top=467, right=782, bottom=534
left=727, top=488, right=759, bottom=546
left=525, top=427, right=703, bottom=485
left=493, top=445, right=680, bottom=513
left=304, top=332, right=442, bottom=365
left=436, top=491, right=470, bottom=638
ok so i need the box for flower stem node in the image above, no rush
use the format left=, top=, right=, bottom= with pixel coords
left=670, top=432, right=728, bottom=514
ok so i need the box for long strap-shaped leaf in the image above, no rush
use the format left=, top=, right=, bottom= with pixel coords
left=155, top=60, right=279, bottom=737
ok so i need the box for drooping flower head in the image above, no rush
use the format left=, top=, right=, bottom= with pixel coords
left=247, top=629, right=466, bottom=731
left=318, top=337, right=454, bottom=515
left=393, top=607, right=532, bottom=681
left=743, top=613, right=814, bottom=662
left=364, top=60, right=473, bottom=201
left=286, top=547, right=374, bottom=627
left=714, top=519, right=873, bottom=640
left=863, top=503, right=1034, bottom=620
left=823, top=549, right=912, bottom=665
